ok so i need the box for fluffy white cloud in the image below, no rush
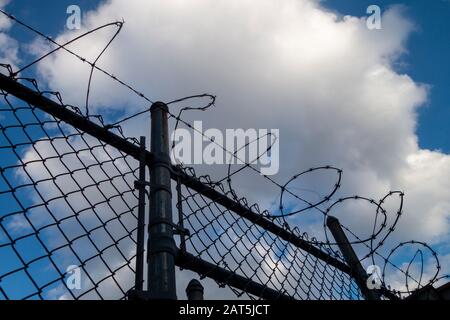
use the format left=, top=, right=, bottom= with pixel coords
left=8, top=0, right=449, bottom=297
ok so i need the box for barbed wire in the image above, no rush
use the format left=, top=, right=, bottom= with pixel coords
left=0, top=8, right=155, bottom=107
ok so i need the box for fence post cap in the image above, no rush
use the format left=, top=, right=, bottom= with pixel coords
left=326, top=215, right=339, bottom=226
left=150, top=101, right=168, bottom=112
left=186, top=279, right=203, bottom=292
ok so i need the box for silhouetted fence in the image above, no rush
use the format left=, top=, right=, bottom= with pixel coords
left=0, top=71, right=390, bottom=300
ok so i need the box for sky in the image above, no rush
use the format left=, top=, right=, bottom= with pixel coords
left=0, top=0, right=449, bottom=299
left=324, top=0, right=450, bottom=153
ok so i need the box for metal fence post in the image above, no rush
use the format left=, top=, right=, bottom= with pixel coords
left=148, top=102, right=177, bottom=299
left=134, top=136, right=147, bottom=291
left=186, top=279, right=204, bottom=300
left=326, top=216, right=381, bottom=300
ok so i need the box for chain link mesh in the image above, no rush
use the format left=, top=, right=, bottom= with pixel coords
left=0, top=79, right=140, bottom=299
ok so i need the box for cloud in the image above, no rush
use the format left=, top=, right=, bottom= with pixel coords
left=33, top=0, right=449, bottom=241
left=7, top=0, right=449, bottom=297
